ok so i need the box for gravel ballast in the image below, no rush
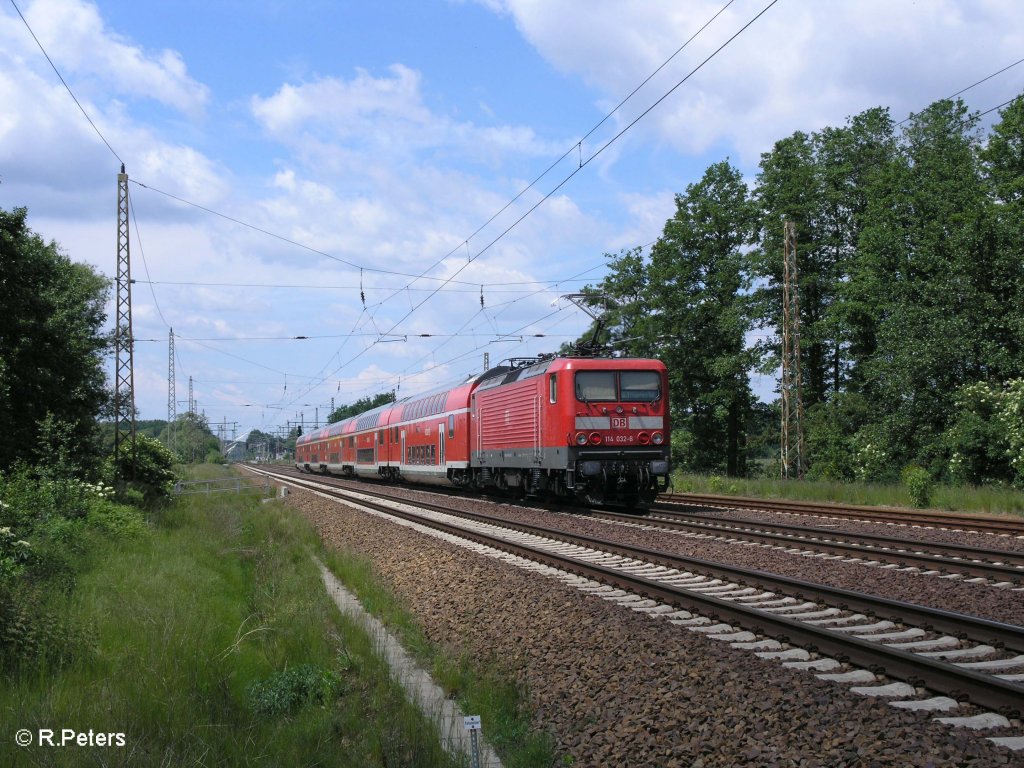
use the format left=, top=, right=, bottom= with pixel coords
left=287, top=487, right=1020, bottom=767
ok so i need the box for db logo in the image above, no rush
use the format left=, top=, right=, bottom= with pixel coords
left=610, top=417, right=628, bottom=429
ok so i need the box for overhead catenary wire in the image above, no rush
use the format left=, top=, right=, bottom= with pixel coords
left=371, top=0, right=742, bottom=298
left=9, top=0, right=122, bottom=164
left=895, top=55, right=1024, bottom=128
left=122, top=0, right=743, bottom=377
left=360, top=0, right=783, bottom=349
left=127, top=187, right=172, bottom=329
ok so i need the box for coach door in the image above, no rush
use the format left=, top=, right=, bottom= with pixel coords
left=438, top=422, right=446, bottom=467
left=534, top=395, right=542, bottom=464
left=400, top=430, right=406, bottom=469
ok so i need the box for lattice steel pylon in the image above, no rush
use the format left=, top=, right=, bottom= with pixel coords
left=113, top=164, right=137, bottom=479
left=167, top=328, right=176, bottom=456
left=780, top=220, right=806, bottom=479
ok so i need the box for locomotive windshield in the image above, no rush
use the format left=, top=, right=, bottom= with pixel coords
left=575, top=371, right=616, bottom=401
left=620, top=370, right=661, bottom=402
left=575, top=370, right=661, bottom=402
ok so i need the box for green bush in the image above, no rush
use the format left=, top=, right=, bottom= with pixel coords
left=804, top=394, right=868, bottom=482
left=902, top=465, right=934, bottom=508
left=247, top=663, right=341, bottom=717
left=107, top=434, right=178, bottom=507
left=0, top=467, right=149, bottom=674
left=86, top=499, right=147, bottom=538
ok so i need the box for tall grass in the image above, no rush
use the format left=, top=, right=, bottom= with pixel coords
left=672, top=472, right=1024, bottom=516
left=1, top=487, right=460, bottom=767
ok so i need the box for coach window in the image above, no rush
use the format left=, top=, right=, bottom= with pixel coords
left=549, top=374, right=557, bottom=403
left=448, top=414, right=455, bottom=439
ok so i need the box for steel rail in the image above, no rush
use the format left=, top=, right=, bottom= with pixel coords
left=591, top=509, right=1024, bottom=583
left=660, top=493, right=1024, bottom=535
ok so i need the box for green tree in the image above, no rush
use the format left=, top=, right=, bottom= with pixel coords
left=858, top=99, right=994, bottom=473
left=327, top=391, right=396, bottom=423
left=753, top=131, right=831, bottom=406
left=979, top=96, right=1024, bottom=380
left=559, top=247, right=654, bottom=357
left=0, top=208, right=110, bottom=475
left=646, top=161, right=758, bottom=475
left=108, top=434, right=177, bottom=506
left=816, top=107, right=900, bottom=393
left=163, top=413, right=221, bottom=464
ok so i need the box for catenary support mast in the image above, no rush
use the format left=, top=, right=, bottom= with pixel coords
left=113, top=164, right=137, bottom=479
left=780, top=220, right=806, bottom=479
left=167, top=328, right=176, bottom=456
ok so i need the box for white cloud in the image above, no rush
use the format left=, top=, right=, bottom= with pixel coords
left=483, top=0, right=1024, bottom=166
left=0, top=0, right=223, bottom=219
left=251, top=64, right=564, bottom=161
left=252, top=65, right=429, bottom=140
left=19, top=0, right=209, bottom=117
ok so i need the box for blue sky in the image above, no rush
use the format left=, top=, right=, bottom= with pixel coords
left=2, top=0, right=1022, bottom=440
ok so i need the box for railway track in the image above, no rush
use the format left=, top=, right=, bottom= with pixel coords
left=261, top=465, right=1024, bottom=585
left=250, top=466, right=1024, bottom=724
left=660, top=492, right=1024, bottom=536
left=593, top=508, right=1024, bottom=585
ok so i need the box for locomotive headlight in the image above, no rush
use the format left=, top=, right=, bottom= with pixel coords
left=652, top=432, right=664, bottom=445
left=589, top=432, right=603, bottom=445
left=638, top=432, right=651, bottom=445
left=575, top=432, right=588, bottom=446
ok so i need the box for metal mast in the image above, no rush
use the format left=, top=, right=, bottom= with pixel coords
left=167, top=328, right=176, bottom=456
left=780, top=220, right=806, bottom=479
left=113, top=164, right=137, bottom=478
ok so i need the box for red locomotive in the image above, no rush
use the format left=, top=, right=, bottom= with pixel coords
left=294, top=356, right=670, bottom=505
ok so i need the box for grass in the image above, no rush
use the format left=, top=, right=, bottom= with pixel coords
left=671, top=472, right=1024, bottom=516
left=1, top=477, right=462, bottom=767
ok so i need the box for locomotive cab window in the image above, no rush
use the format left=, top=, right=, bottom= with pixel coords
left=575, top=371, right=616, bottom=402
left=549, top=374, right=557, bottom=404
left=620, top=371, right=661, bottom=402
left=575, top=370, right=661, bottom=402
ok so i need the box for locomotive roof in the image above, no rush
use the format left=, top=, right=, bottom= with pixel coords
left=474, top=355, right=665, bottom=391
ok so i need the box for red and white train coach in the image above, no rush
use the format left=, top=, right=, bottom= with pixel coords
left=295, top=356, right=671, bottom=505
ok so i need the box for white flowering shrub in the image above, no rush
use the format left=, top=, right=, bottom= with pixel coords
left=998, top=379, right=1024, bottom=487
left=851, top=432, right=888, bottom=482
left=0, top=523, right=32, bottom=579
left=944, top=379, right=1024, bottom=487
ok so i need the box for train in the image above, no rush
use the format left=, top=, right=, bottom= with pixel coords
left=294, top=355, right=671, bottom=506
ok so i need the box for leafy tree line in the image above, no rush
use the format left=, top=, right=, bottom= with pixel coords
left=244, top=427, right=296, bottom=459
left=327, top=391, right=396, bottom=424
left=578, top=95, right=1024, bottom=485
left=1, top=207, right=184, bottom=672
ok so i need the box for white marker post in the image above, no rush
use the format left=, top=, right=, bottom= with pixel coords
left=463, top=715, right=482, bottom=768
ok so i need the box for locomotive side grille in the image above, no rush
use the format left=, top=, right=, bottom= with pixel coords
left=478, top=385, right=538, bottom=449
